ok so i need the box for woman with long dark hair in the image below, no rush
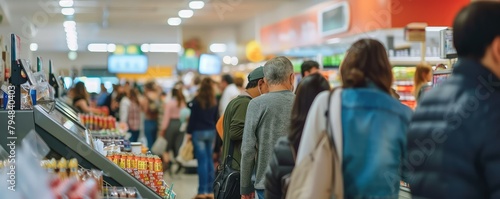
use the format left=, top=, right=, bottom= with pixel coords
left=72, top=82, right=101, bottom=114
left=159, top=84, right=187, bottom=170
left=296, top=39, right=413, bottom=198
left=264, top=73, right=330, bottom=199
left=187, top=77, right=219, bottom=199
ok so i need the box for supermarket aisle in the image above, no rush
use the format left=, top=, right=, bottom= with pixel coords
left=164, top=171, right=198, bottom=198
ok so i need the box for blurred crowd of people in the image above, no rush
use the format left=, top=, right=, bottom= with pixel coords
left=59, top=2, right=500, bottom=199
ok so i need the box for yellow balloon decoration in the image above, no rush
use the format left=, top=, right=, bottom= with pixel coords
left=246, top=40, right=265, bottom=63
left=185, top=48, right=196, bottom=57
left=115, top=45, right=126, bottom=55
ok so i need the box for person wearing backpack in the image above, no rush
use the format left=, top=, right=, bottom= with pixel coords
left=264, top=73, right=330, bottom=199
left=294, top=39, right=412, bottom=199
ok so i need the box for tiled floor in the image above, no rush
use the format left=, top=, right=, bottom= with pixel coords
left=163, top=168, right=199, bottom=199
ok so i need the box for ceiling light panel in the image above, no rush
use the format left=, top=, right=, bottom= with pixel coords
left=189, top=1, right=205, bottom=9
left=178, top=10, right=194, bottom=18
left=167, top=17, right=182, bottom=26
left=61, top=8, right=75, bottom=16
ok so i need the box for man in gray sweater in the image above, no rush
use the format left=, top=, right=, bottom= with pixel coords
left=241, top=56, right=296, bottom=199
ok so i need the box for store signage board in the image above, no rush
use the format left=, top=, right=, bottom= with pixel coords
left=108, top=45, right=148, bottom=74
left=405, top=23, right=427, bottom=42
left=319, top=1, right=350, bottom=36
left=440, top=29, right=457, bottom=59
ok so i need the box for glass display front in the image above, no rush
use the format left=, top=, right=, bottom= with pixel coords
left=38, top=104, right=92, bottom=146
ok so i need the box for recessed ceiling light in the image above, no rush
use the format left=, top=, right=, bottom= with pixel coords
left=30, top=43, right=38, bottom=51
left=210, top=43, right=226, bottom=53
left=223, top=56, right=231, bottom=64
left=63, top=20, right=76, bottom=28
left=59, top=0, right=74, bottom=7
left=141, top=44, right=150, bottom=52
left=68, top=43, right=78, bottom=51
left=178, top=10, right=194, bottom=18
left=231, top=56, right=239, bottom=66
left=88, top=43, right=108, bottom=52
left=61, top=8, right=75, bottom=16
left=68, top=51, right=78, bottom=60
left=167, top=17, right=182, bottom=26
left=107, top=44, right=116, bottom=52
left=149, top=43, right=182, bottom=53
left=189, top=1, right=205, bottom=9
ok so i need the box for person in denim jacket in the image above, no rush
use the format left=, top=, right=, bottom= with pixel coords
left=297, top=39, right=412, bottom=199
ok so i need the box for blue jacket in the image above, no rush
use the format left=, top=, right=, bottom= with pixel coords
left=407, top=58, right=500, bottom=199
left=297, top=87, right=412, bottom=199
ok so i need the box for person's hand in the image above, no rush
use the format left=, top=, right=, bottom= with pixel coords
left=241, top=193, right=255, bottom=199
left=186, top=134, right=192, bottom=141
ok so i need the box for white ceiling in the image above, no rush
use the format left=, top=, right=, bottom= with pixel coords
left=0, top=0, right=298, bottom=52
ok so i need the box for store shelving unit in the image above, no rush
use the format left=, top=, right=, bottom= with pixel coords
left=392, top=66, right=417, bottom=109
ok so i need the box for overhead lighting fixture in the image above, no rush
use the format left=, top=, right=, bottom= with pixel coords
left=63, top=20, right=76, bottom=28
left=87, top=43, right=108, bottom=52
left=141, top=44, right=150, bottom=52
left=178, top=10, right=194, bottom=18
left=425, top=26, right=448, bottom=32
left=68, top=43, right=78, bottom=51
left=223, top=56, right=231, bottom=64
left=107, top=44, right=116, bottom=52
left=231, top=56, right=239, bottom=66
left=59, top=0, right=74, bottom=7
left=189, top=1, right=205, bottom=9
left=61, top=8, right=75, bottom=16
left=30, top=43, right=38, bottom=51
left=149, top=43, right=182, bottom=53
left=209, top=43, right=226, bottom=53
left=167, top=17, right=182, bottom=26
left=68, top=51, right=78, bottom=61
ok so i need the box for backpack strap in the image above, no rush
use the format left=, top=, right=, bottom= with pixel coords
left=326, top=88, right=343, bottom=164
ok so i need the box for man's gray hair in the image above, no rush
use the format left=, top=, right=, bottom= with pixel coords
left=263, top=56, right=294, bottom=85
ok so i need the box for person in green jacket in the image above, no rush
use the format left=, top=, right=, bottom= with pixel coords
left=221, top=66, right=269, bottom=170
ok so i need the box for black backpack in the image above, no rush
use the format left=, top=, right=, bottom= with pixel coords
left=213, top=140, right=240, bottom=199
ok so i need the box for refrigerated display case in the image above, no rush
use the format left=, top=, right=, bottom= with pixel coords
left=392, top=66, right=416, bottom=109
left=0, top=106, right=162, bottom=199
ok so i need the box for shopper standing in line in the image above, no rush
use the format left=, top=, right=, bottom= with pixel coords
left=240, top=56, right=296, bottom=199
left=407, top=2, right=500, bottom=198
left=96, top=83, right=109, bottom=106
left=264, top=73, right=330, bottom=199
left=187, top=77, right=219, bottom=199
left=126, top=89, right=141, bottom=142
left=296, top=39, right=412, bottom=198
left=300, top=60, right=320, bottom=78
left=72, top=82, right=102, bottom=114
left=141, top=81, right=162, bottom=150
left=413, top=63, right=432, bottom=102
left=159, top=84, right=187, bottom=171
left=221, top=66, right=269, bottom=171
left=219, top=74, right=241, bottom=116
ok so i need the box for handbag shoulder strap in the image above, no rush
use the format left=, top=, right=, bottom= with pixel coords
left=326, top=88, right=343, bottom=163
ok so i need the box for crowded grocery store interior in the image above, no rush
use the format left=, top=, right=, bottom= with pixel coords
left=1, top=0, right=500, bottom=199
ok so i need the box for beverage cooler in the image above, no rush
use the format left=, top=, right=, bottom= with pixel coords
left=392, top=66, right=416, bottom=109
